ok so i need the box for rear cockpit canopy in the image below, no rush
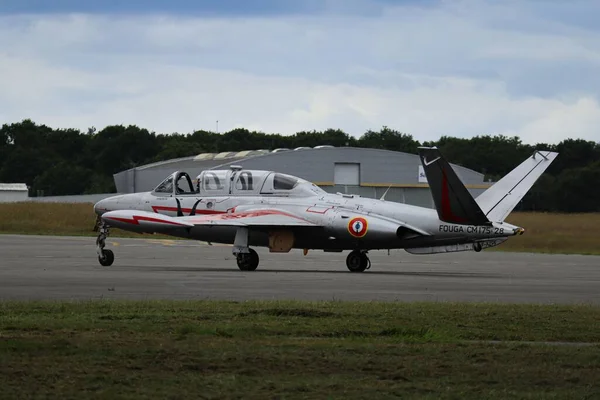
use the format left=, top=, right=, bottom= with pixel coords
left=151, top=168, right=325, bottom=197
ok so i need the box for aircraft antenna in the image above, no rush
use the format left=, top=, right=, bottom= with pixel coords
left=380, top=185, right=392, bottom=201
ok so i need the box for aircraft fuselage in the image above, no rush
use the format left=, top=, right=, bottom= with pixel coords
left=92, top=148, right=557, bottom=270
left=94, top=189, right=519, bottom=252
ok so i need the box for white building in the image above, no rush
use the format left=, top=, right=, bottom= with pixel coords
left=0, top=183, right=29, bottom=203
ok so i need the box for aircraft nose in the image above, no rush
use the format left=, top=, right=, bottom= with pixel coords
left=94, top=198, right=110, bottom=215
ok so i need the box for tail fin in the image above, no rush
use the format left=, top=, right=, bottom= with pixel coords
left=418, top=147, right=491, bottom=226
left=476, top=150, right=558, bottom=222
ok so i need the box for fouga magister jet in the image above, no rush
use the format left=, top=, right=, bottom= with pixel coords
left=93, top=147, right=558, bottom=272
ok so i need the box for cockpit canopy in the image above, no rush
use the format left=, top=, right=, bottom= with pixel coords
left=152, top=168, right=325, bottom=197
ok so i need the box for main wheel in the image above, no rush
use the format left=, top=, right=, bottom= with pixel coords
left=98, top=249, right=114, bottom=266
left=473, top=242, right=483, bottom=252
left=236, top=248, right=259, bottom=271
left=346, top=250, right=369, bottom=272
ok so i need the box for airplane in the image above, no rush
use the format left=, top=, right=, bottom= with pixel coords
left=92, top=147, right=558, bottom=272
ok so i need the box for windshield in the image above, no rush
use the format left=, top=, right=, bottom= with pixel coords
left=154, top=175, right=173, bottom=193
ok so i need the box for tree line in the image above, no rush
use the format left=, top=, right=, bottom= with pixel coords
left=1, top=119, right=598, bottom=212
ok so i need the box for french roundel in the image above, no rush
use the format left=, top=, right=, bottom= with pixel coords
left=348, top=216, right=368, bottom=238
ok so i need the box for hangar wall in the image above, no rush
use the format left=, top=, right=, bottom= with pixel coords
left=0, top=183, right=29, bottom=203
left=113, top=147, right=492, bottom=209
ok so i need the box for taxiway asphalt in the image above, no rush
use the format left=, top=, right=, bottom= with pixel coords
left=0, top=234, right=598, bottom=304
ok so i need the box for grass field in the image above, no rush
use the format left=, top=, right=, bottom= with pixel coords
left=0, top=202, right=162, bottom=238
left=1, top=202, right=599, bottom=255
left=1, top=300, right=599, bottom=399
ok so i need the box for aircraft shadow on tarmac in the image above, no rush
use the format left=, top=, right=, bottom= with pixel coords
left=103, top=265, right=502, bottom=279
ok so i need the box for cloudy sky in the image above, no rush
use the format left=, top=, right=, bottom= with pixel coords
left=1, top=0, right=599, bottom=144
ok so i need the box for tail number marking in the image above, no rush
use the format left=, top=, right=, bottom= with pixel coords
left=439, top=225, right=504, bottom=235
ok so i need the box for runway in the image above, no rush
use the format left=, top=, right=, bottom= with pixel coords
left=0, top=234, right=599, bottom=304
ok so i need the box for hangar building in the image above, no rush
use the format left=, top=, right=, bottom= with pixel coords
left=0, top=183, right=29, bottom=203
left=113, top=147, right=491, bottom=208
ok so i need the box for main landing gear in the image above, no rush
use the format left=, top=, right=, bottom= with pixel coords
left=236, top=248, right=259, bottom=271
left=96, top=219, right=114, bottom=267
left=346, top=250, right=371, bottom=273
left=233, top=227, right=259, bottom=271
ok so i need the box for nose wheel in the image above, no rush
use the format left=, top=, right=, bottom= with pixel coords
left=99, top=249, right=114, bottom=266
left=346, top=250, right=370, bottom=272
left=96, top=220, right=115, bottom=266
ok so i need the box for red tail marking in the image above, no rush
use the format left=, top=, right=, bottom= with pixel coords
left=440, top=169, right=467, bottom=224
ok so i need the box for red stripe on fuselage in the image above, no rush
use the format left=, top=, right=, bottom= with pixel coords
left=187, top=209, right=310, bottom=223
left=151, top=205, right=225, bottom=214
left=105, top=215, right=189, bottom=226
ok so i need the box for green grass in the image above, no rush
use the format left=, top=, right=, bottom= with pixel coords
left=0, top=201, right=172, bottom=239
left=1, top=300, right=600, bottom=399
left=501, top=211, right=600, bottom=255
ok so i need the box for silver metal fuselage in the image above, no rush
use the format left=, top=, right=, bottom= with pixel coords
left=94, top=186, right=519, bottom=252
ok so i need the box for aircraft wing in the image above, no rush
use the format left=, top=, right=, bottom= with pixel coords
left=183, top=208, right=317, bottom=227
left=101, top=208, right=318, bottom=232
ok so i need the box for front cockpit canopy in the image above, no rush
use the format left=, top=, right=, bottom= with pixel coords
left=153, top=171, right=196, bottom=195
left=151, top=168, right=325, bottom=197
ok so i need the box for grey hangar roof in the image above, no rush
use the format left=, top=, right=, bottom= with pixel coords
left=113, top=147, right=491, bottom=208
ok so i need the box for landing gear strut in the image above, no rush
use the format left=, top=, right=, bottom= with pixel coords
left=233, top=227, right=259, bottom=271
left=96, top=219, right=114, bottom=266
left=346, top=250, right=370, bottom=272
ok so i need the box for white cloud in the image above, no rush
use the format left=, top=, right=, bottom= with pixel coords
left=1, top=1, right=600, bottom=144
left=507, top=97, right=600, bottom=144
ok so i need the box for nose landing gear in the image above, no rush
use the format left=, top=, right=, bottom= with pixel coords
left=96, top=220, right=114, bottom=266
left=346, top=250, right=370, bottom=272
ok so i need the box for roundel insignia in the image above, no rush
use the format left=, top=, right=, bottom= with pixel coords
left=348, top=216, right=368, bottom=238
